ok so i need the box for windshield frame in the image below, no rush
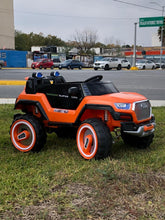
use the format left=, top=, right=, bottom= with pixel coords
left=83, top=81, right=119, bottom=96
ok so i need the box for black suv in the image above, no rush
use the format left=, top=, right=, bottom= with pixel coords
left=58, top=59, right=83, bottom=70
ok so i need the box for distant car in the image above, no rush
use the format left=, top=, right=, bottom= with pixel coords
left=151, top=59, right=165, bottom=69
left=52, top=58, right=61, bottom=67
left=93, top=57, right=122, bottom=70
left=58, top=59, right=83, bottom=69
left=0, top=60, right=6, bottom=69
left=31, top=59, right=54, bottom=69
left=136, top=59, right=156, bottom=70
left=120, top=59, right=131, bottom=69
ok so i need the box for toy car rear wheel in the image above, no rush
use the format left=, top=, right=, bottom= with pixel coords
left=39, top=65, right=43, bottom=69
left=76, top=118, right=112, bottom=160
left=10, top=114, right=47, bottom=152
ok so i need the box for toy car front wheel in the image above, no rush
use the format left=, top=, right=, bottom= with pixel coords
left=76, top=118, right=112, bottom=160
left=10, top=114, right=46, bottom=152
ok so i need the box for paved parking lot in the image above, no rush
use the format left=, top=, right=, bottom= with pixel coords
left=0, top=69, right=165, bottom=105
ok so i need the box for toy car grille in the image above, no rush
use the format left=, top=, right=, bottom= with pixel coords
left=134, top=100, right=151, bottom=121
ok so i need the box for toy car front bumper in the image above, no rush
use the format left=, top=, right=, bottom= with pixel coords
left=121, top=117, right=156, bottom=137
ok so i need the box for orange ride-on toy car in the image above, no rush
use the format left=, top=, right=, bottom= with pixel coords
left=10, top=72, right=156, bottom=160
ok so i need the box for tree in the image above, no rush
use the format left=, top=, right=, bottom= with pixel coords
left=15, top=30, right=30, bottom=51
left=73, top=28, right=98, bottom=55
left=15, top=30, right=66, bottom=51
left=158, top=27, right=165, bottom=46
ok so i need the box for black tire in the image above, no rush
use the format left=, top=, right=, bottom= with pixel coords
left=104, top=64, right=110, bottom=70
left=51, top=65, right=54, bottom=69
left=59, top=66, right=62, bottom=69
left=94, top=67, right=98, bottom=70
left=121, top=132, right=154, bottom=149
left=127, top=65, right=131, bottom=69
left=76, top=118, right=112, bottom=160
left=152, top=66, right=155, bottom=69
left=143, top=66, right=145, bottom=70
left=117, top=64, right=121, bottom=70
left=0, top=64, right=2, bottom=69
left=39, top=65, right=42, bottom=69
left=10, top=114, right=47, bottom=152
left=79, top=65, right=82, bottom=70
left=67, top=65, right=71, bottom=70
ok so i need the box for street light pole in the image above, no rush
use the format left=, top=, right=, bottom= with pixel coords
left=150, top=2, right=165, bottom=69
left=133, top=22, right=137, bottom=67
left=160, top=6, right=164, bottom=69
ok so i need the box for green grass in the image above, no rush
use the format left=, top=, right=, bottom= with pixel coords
left=0, top=105, right=165, bottom=219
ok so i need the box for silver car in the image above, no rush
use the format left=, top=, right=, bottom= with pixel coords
left=136, top=59, right=156, bottom=70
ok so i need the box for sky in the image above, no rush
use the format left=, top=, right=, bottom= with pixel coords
left=13, top=0, right=165, bottom=46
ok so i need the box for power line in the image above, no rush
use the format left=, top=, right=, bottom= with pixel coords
left=14, top=10, right=138, bottom=20
left=112, top=0, right=162, bottom=12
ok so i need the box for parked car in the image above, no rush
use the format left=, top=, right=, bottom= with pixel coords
left=120, top=59, right=131, bottom=69
left=52, top=58, right=61, bottom=67
left=0, top=60, right=6, bottom=69
left=150, top=58, right=165, bottom=69
left=93, top=57, right=122, bottom=70
left=31, top=58, right=54, bottom=69
left=58, top=59, right=83, bottom=69
left=136, top=59, right=156, bottom=70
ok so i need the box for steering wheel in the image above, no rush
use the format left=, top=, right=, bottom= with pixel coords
left=84, top=75, right=103, bottom=83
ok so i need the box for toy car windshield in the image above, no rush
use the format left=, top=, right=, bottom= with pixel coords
left=86, top=81, right=119, bottom=95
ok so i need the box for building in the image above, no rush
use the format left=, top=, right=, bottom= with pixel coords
left=0, top=0, right=15, bottom=49
left=152, top=33, right=161, bottom=47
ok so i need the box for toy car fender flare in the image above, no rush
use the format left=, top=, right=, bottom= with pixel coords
left=15, top=100, right=49, bottom=120
left=75, top=104, right=123, bottom=123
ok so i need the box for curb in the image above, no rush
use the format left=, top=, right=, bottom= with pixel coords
left=0, top=80, right=26, bottom=85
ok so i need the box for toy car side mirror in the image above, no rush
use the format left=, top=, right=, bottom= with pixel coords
left=68, top=87, right=79, bottom=97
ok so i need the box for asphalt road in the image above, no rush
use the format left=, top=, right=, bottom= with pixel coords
left=0, top=68, right=165, bottom=100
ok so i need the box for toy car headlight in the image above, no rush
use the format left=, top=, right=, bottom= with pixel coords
left=115, top=103, right=130, bottom=110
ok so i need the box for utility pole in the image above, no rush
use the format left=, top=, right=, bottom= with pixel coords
left=160, top=6, right=164, bottom=69
left=150, top=2, right=165, bottom=69
left=131, top=22, right=138, bottom=70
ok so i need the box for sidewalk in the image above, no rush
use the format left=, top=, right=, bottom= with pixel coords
left=0, top=98, right=165, bottom=107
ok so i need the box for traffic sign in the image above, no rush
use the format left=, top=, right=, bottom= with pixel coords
left=139, top=17, right=164, bottom=27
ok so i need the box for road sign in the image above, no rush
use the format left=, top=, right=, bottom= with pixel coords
left=139, top=17, right=164, bottom=27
